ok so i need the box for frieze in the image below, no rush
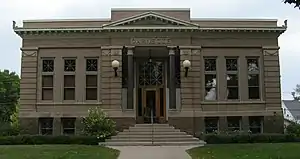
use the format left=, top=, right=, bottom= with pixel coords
left=131, top=37, right=171, bottom=45
left=102, top=49, right=111, bottom=56
left=263, top=50, right=279, bottom=56
left=191, top=49, right=201, bottom=55
left=180, top=49, right=191, bottom=55
left=22, top=51, right=37, bottom=57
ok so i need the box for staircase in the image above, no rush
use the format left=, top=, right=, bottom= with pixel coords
left=100, top=124, right=206, bottom=146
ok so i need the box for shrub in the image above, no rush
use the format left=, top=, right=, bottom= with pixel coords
left=202, top=134, right=300, bottom=144
left=0, top=122, right=20, bottom=136
left=286, top=123, right=300, bottom=136
left=82, top=107, right=116, bottom=138
left=0, top=135, right=105, bottom=145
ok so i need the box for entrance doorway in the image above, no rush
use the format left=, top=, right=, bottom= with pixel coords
left=135, top=50, right=167, bottom=123
left=142, top=88, right=165, bottom=123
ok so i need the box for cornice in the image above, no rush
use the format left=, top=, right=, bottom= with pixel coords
left=14, top=26, right=287, bottom=37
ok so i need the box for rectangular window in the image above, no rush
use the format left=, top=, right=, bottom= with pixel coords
left=204, top=58, right=217, bottom=100
left=62, top=118, right=76, bottom=135
left=39, top=118, right=53, bottom=135
left=247, top=58, right=260, bottom=99
left=227, top=116, right=241, bottom=131
left=64, top=75, right=75, bottom=100
left=42, top=75, right=53, bottom=100
left=205, top=117, right=219, bottom=133
left=226, top=58, right=239, bottom=99
left=86, top=75, right=97, bottom=100
left=249, top=116, right=263, bottom=134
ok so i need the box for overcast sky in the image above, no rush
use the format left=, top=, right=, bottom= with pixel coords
left=1, top=0, right=299, bottom=99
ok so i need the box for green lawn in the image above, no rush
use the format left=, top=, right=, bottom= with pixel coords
left=0, top=145, right=119, bottom=159
left=187, top=143, right=300, bottom=159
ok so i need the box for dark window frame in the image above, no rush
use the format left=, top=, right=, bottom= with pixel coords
left=39, top=118, right=53, bottom=135
left=61, top=118, right=76, bottom=135
left=63, top=75, right=75, bottom=100
left=204, top=57, right=217, bottom=101
left=226, top=57, right=239, bottom=100
left=247, top=57, right=260, bottom=100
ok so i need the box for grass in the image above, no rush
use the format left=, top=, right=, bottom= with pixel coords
left=187, top=143, right=300, bottom=159
left=0, top=145, right=119, bottom=159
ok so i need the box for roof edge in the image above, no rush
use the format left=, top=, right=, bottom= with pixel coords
left=191, top=18, right=278, bottom=22
left=111, top=8, right=190, bottom=11
left=23, top=18, right=111, bottom=23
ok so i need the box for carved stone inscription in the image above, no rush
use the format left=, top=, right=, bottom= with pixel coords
left=131, top=37, right=171, bottom=45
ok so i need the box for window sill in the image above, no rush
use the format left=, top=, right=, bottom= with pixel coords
left=201, top=101, right=266, bottom=105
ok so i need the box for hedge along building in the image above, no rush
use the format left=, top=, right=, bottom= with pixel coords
left=14, top=8, right=287, bottom=135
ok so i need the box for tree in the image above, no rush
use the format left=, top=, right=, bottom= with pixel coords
left=0, top=69, right=20, bottom=123
left=284, top=0, right=300, bottom=9
left=292, top=84, right=300, bottom=100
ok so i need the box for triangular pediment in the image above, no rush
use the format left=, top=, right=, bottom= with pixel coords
left=102, top=12, right=199, bottom=28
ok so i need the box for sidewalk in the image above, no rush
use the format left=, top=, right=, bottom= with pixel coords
left=110, top=146, right=200, bottom=159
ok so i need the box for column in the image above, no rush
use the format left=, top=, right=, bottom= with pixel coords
left=169, top=47, right=176, bottom=109
left=127, top=48, right=134, bottom=109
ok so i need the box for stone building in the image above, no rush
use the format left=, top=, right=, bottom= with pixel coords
left=14, top=8, right=286, bottom=135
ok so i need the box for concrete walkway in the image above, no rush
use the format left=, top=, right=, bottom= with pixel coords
left=110, top=146, right=200, bottom=159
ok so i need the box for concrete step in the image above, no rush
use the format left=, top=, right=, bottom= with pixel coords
left=134, top=124, right=170, bottom=127
left=129, top=126, right=175, bottom=130
left=124, top=128, right=180, bottom=132
left=111, top=134, right=194, bottom=139
left=101, top=141, right=206, bottom=146
left=118, top=131, right=187, bottom=135
left=106, top=137, right=200, bottom=142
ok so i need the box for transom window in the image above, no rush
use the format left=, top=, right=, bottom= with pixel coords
left=86, top=59, right=98, bottom=72
left=139, top=61, right=164, bottom=86
left=64, top=59, right=76, bottom=72
left=42, top=59, right=54, bottom=72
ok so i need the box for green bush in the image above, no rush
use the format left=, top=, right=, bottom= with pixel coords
left=286, top=123, right=300, bottom=136
left=0, top=135, right=105, bottom=145
left=82, top=107, right=116, bottom=138
left=0, top=122, right=20, bottom=136
left=202, top=134, right=300, bottom=144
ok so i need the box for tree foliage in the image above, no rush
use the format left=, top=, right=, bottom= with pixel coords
left=82, top=107, right=116, bottom=138
left=284, top=0, right=300, bottom=9
left=0, top=70, right=20, bottom=123
left=291, top=84, right=300, bottom=100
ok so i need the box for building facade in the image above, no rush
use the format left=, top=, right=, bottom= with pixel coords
left=14, top=8, right=286, bottom=135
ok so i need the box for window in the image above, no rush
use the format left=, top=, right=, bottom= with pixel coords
left=42, top=75, right=53, bottom=100
left=247, top=58, right=260, bottom=99
left=204, top=58, right=217, bottom=100
left=39, top=118, right=53, bottom=135
left=86, top=75, right=97, bottom=100
left=249, top=117, right=263, bottom=134
left=64, top=59, right=76, bottom=72
left=42, top=59, right=54, bottom=72
left=62, top=118, right=76, bottom=135
left=86, top=59, right=98, bottom=71
left=226, top=58, right=239, bottom=99
left=42, top=59, right=54, bottom=100
left=64, top=75, right=75, bottom=100
left=227, top=117, right=241, bottom=131
left=205, top=117, right=219, bottom=133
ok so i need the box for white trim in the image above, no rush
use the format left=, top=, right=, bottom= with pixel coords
left=111, top=8, right=190, bottom=11
left=24, top=18, right=110, bottom=23
left=102, top=12, right=199, bottom=27
left=191, top=18, right=277, bottom=22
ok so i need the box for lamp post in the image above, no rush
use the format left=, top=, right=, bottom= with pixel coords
left=183, top=60, right=191, bottom=77
left=111, top=60, right=120, bottom=77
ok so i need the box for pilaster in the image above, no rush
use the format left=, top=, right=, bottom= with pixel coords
left=262, top=46, right=282, bottom=112
left=20, top=47, right=38, bottom=112
left=127, top=47, right=134, bottom=109
left=168, top=47, right=176, bottom=109
left=101, top=46, right=123, bottom=110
